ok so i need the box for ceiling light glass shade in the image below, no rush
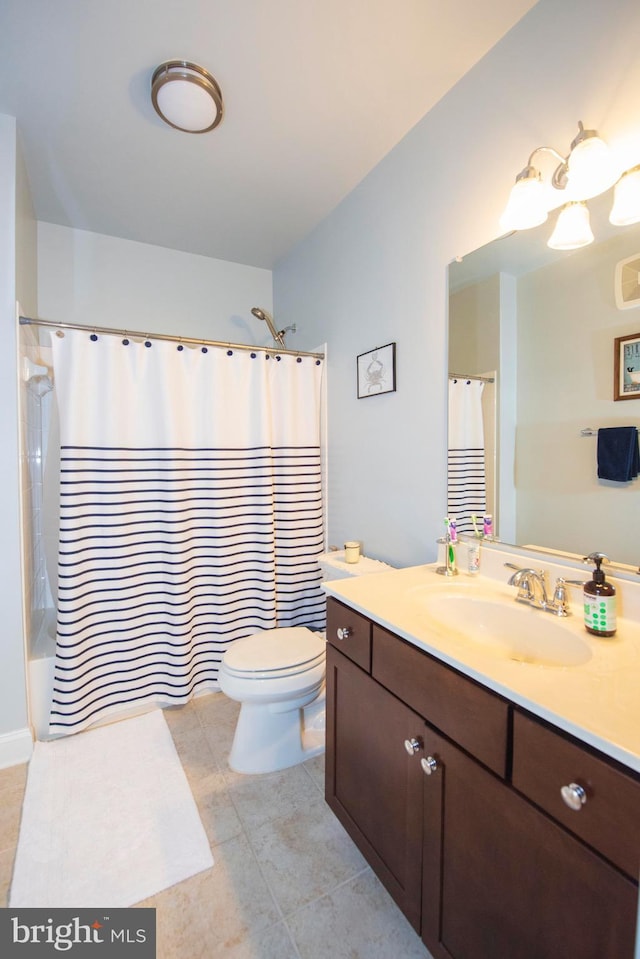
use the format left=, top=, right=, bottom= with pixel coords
left=547, top=201, right=594, bottom=250
left=565, top=131, right=619, bottom=200
left=609, top=165, right=640, bottom=226
left=151, top=61, right=223, bottom=133
left=499, top=167, right=549, bottom=232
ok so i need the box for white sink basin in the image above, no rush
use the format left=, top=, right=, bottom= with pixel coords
left=422, top=594, right=592, bottom=667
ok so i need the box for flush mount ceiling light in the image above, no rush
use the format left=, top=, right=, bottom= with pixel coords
left=499, top=121, right=637, bottom=249
left=151, top=60, right=224, bottom=134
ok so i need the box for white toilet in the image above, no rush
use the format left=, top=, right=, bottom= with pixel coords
left=218, top=550, right=391, bottom=774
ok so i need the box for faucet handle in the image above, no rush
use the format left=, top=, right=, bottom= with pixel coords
left=550, top=577, right=570, bottom=616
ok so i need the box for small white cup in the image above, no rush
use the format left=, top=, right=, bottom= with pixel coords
left=467, top=541, right=481, bottom=574
left=344, top=541, right=360, bottom=564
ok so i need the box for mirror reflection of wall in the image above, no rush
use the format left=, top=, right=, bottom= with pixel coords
left=449, top=194, right=640, bottom=568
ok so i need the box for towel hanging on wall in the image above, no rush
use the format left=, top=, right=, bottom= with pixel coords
left=597, top=426, right=640, bottom=482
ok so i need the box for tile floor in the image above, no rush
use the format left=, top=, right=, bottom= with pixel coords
left=0, top=692, right=434, bottom=958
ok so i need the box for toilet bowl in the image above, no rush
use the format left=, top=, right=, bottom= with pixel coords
left=218, top=627, right=326, bottom=774
left=219, top=549, right=392, bottom=774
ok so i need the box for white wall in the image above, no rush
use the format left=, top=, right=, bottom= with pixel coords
left=0, top=114, right=35, bottom=764
left=37, top=223, right=273, bottom=343
left=274, top=0, right=640, bottom=568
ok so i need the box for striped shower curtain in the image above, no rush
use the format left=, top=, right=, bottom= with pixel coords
left=49, top=330, right=325, bottom=735
left=447, top=377, right=486, bottom=536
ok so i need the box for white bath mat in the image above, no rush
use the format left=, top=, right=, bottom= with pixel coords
left=10, top=710, right=213, bottom=908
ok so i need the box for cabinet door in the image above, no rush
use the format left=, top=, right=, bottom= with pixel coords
left=325, top=643, right=424, bottom=931
left=421, top=728, right=638, bottom=959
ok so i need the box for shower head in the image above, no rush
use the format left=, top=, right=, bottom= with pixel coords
left=251, top=306, right=288, bottom=348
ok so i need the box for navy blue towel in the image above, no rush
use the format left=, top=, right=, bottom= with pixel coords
left=597, top=426, right=640, bottom=481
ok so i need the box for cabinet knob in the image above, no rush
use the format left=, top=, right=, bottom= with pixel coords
left=336, top=626, right=353, bottom=641
left=404, top=737, right=422, bottom=755
left=421, top=756, right=440, bottom=776
left=560, top=782, right=587, bottom=811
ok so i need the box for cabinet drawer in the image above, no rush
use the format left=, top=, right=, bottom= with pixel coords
left=512, top=710, right=640, bottom=879
left=372, top=625, right=509, bottom=777
left=326, top=598, right=372, bottom=671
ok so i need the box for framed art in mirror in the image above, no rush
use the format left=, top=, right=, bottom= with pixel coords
left=356, top=342, right=396, bottom=399
left=614, top=332, right=640, bottom=400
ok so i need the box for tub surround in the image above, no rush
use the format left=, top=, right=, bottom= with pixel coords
left=322, top=543, right=640, bottom=773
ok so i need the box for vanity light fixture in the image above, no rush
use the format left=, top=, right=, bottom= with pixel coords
left=151, top=60, right=224, bottom=134
left=500, top=121, right=632, bottom=249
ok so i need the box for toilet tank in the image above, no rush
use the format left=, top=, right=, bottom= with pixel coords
left=317, top=550, right=393, bottom=581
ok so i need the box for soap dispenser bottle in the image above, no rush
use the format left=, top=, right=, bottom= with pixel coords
left=582, top=552, right=617, bottom=637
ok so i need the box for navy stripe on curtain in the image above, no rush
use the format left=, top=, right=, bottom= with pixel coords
left=446, top=448, right=486, bottom=536
left=50, top=445, right=325, bottom=732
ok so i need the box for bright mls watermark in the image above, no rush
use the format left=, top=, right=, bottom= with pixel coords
left=0, top=908, right=156, bottom=956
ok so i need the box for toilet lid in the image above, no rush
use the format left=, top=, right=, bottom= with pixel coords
left=223, top=627, right=325, bottom=674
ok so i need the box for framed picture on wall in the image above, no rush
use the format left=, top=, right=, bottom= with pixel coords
left=357, top=342, right=396, bottom=398
left=614, top=333, right=640, bottom=400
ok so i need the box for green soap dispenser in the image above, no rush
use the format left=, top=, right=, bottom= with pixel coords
left=582, top=552, right=617, bottom=637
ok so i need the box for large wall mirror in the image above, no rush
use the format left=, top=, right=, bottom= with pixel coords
left=448, top=190, right=640, bottom=569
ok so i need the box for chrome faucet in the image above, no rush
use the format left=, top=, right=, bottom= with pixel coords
left=505, top=564, right=570, bottom=617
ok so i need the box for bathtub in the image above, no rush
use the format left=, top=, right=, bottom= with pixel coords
left=28, top=608, right=57, bottom=741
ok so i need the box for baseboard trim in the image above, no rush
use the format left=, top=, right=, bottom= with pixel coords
left=0, top=726, right=33, bottom=769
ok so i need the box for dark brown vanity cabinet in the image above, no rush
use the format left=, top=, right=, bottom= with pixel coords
left=325, top=597, right=640, bottom=959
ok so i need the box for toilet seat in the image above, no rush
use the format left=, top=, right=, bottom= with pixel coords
left=221, top=627, right=325, bottom=679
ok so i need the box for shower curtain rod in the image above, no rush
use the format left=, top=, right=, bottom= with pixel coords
left=449, top=372, right=495, bottom=384
left=18, top=316, right=325, bottom=360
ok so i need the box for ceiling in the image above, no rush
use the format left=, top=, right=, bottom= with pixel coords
left=0, top=0, right=538, bottom=269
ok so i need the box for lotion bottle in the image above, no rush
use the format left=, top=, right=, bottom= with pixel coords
left=582, top=552, right=616, bottom=637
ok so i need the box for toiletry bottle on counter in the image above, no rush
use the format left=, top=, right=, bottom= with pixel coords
left=582, top=552, right=616, bottom=637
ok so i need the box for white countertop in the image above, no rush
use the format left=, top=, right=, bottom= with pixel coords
left=322, top=560, right=640, bottom=774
